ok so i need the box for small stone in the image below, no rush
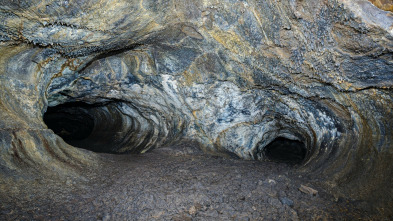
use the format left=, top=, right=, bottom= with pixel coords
left=299, top=184, right=318, bottom=196
left=189, top=205, right=197, bottom=215
left=279, top=197, right=294, bottom=207
left=268, top=179, right=277, bottom=185
left=294, top=11, right=302, bottom=19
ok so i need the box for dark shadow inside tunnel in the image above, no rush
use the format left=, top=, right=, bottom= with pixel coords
left=44, top=102, right=96, bottom=151
left=43, top=101, right=151, bottom=154
left=263, top=137, right=307, bottom=165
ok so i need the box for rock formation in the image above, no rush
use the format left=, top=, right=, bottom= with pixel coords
left=0, top=0, right=392, bottom=216
left=369, top=0, right=393, bottom=12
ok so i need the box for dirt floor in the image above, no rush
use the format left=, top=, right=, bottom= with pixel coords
left=0, top=142, right=390, bottom=220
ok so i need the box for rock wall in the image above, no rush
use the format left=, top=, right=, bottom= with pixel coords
left=369, top=0, right=393, bottom=12
left=0, top=0, right=392, bottom=203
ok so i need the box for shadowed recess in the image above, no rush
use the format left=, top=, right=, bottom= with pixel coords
left=44, top=102, right=96, bottom=151
left=43, top=101, right=161, bottom=154
left=263, top=137, right=307, bottom=165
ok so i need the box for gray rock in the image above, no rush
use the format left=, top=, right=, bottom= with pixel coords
left=280, top=197, right=294, bottom=208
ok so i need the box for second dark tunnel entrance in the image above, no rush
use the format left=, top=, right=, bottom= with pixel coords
left=263, top=137, right=307, bottom=165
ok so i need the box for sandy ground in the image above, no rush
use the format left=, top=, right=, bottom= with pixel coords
left=0, top=142, right=389, bottom=220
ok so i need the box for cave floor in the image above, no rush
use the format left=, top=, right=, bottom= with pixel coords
left=0, top=143, right=386, bottom=220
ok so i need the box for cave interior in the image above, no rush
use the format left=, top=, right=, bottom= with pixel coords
left=0, top=0, right=393, bottom=220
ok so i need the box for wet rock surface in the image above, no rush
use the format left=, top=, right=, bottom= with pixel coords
left=0, top=143, right=385, bottom=220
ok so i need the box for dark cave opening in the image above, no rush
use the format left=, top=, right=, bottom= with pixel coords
left=263, top=137, right=307, bottom=164
left=43, top=101, right=147, bottom=154
left=43, top=102, right=97, bottom=152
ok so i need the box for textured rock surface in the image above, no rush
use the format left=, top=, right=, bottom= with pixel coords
left=369, top=0, right=393, bottom=12
left=0, top=0, right=393, bottom=218
left=0, top=145, right=385, bottom=220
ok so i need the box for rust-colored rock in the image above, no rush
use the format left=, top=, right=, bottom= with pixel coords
left=369, top=0, right=393, bottom=12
